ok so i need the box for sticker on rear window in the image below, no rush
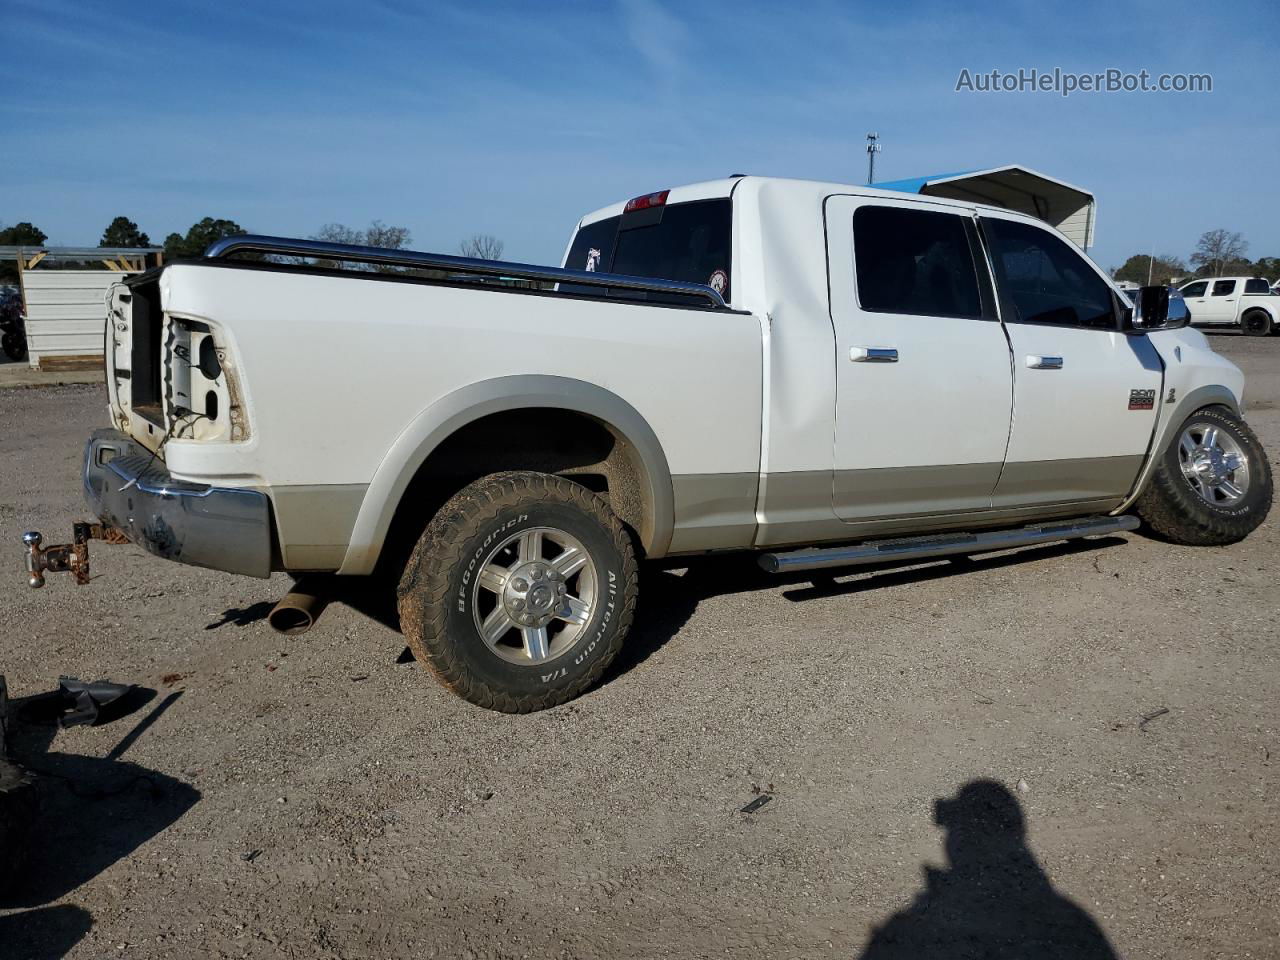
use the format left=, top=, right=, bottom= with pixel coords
left=585, top=248, right=602, bottom=272
left=708, top=269, right=728, bottom=295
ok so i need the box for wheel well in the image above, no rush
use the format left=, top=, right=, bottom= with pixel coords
left=377, top=408, right=649, bottom=576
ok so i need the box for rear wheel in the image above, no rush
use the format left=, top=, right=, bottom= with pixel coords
left=1136, top=405, right=1273, bottom=545
left=397, top=471, right=638, bottom=712
left=1241, top=310, right=1273, bottom=337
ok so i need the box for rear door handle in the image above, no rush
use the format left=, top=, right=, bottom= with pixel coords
left=850, top=346, right=898, bottom=363
left=1026, top=355, right=1063, bottom=369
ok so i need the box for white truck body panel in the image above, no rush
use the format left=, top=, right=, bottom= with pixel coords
left=825, top=194, right=1013, bottom=520
left=93, top=176, right=1247, bottom=579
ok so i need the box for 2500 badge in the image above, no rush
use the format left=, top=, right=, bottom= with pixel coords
left=1128, top=389, right=1156, bottom=411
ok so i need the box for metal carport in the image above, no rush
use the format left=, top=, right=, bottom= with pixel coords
left=875, top=165, right=1096, bottom=250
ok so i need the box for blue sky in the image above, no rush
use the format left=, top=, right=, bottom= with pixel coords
left=4, top=0, right=1278, bottom=271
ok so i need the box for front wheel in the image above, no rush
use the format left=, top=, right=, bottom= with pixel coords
left=397, top=471, right=638, bottom=712
left=1136, top=405, right=1273, bottom=545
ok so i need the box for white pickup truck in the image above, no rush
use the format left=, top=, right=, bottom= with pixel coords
left=1178, top=276, right=1280, bottom=336
left=26, top=176, right=1273, bottom=711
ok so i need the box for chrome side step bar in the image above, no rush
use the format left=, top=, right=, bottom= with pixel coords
left=758, top=514, right=1140, bottom=574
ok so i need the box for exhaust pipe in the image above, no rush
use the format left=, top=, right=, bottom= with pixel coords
left=268, top=579, right=330, bottom=635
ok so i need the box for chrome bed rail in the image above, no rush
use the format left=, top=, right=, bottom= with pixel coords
left=203, top=235, right=728, bottom=309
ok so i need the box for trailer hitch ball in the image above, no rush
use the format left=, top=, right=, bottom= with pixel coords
left=22, top=523, right=127, bottom=588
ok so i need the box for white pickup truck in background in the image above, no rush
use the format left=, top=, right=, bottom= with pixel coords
left=1179, top=276, right=1280, bottom=336
left=25, top=176, right=1274, bottom=712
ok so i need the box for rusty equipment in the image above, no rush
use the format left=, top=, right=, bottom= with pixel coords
left=22, top=523, right=128, bottom=588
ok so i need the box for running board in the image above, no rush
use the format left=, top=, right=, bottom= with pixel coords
left=758, top=514, right=1140, bottom=574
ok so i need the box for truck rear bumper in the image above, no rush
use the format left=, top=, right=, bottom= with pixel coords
left=83, top=428, right=272, bottom=578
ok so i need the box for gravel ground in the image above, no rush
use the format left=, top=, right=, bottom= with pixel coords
left=1, top=332, right=1277, bottom=960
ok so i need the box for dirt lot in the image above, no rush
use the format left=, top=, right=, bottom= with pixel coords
left=1, top=332, right=1277, bottom=960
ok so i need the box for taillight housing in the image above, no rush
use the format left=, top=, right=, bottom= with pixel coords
left=624, top=190, right=669, bottom=213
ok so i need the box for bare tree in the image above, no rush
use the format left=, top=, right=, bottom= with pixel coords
left=459, top=234, right=505, bottom=261
left=312, top=221, right=410, bottom=249
left=365, top=220, right=411, bottom=250
left=1190, top=229, right=1249, bottom=277
left=312, top=222, right=365, bottom=245
left=307, top=221, right=411, bottom=270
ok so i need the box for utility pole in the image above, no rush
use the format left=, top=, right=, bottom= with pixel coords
left=1147, top=247, right=1154, bottom=286
left=866, top=132, right=881, bottom=185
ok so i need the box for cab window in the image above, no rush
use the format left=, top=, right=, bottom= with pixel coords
left=1212, top=280, right=1237, bottom=296
left=982, top=218, right=1116, bottom=329
left=1244, top=278, right=1270, bottom=294
left=1180, top=281, right=1208, bottom=298
left=852, top=205, right=981, bottom=318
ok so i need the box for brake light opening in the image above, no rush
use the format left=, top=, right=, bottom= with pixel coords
left=624, top=190, right=669, bottom=213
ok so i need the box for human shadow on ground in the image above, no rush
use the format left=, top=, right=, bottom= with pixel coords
left=1, top=686, right=200, bottom=911
left=857, top=780, right=1118, bottom=960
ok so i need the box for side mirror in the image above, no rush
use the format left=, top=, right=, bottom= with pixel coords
left=1123, top=285, right=1189, bottom=332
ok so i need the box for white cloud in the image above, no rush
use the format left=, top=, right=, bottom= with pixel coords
left=618, top=0, right=693, bottom=85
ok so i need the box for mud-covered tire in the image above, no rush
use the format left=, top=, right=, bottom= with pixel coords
left=1241, top=310, right=1273, bottom=337
left=397, top=471, right=638, bottom=712
left=0, top=760, right=37, bottom=901
left=1136, top=405, right=1273, bottom=545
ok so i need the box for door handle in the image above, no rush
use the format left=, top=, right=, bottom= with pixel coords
left=1026, top=355, right=1063, bottom=369
left=850, top=346, right=898, bottom=363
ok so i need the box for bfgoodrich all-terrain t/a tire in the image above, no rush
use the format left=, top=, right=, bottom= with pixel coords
left=397, top=471, right=638, bottom=713
left=1137, top=405, right=1273, bottom=546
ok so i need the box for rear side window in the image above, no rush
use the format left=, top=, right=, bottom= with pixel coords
left=561, top=199, right=732, bottom=304
left=1181, top=281, right=1208, bottom=298
left=563, top=216, right=618, bottom=276
left=559, top=215, right=620, bottom=296
left=982, top=218, right=1116, bottom=329
left=1212, top=279, right=1236, bottom=296
left=1244, top=278, right=1270, bottom=294
left=610, top=199, right=732, bottom=302
left=852, top=206, right=981, bottom=318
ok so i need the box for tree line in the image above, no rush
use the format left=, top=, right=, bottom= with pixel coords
left=1, top=216, right=506, bottom=283
left=1112, top=229, right=1277, bottom=286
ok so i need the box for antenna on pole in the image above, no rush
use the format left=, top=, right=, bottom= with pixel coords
left=866, top=132, right=881, bottom=185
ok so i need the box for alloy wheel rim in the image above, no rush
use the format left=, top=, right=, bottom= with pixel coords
left=1178, top=423, right=1250, bottom=506
left=471, top=526, right=596, bottom=665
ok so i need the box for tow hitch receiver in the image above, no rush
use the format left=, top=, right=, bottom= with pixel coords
left=22, top=522, right=128, bottom=588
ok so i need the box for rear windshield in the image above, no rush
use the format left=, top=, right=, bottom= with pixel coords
left=561, top=198, right=732, bottom=304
